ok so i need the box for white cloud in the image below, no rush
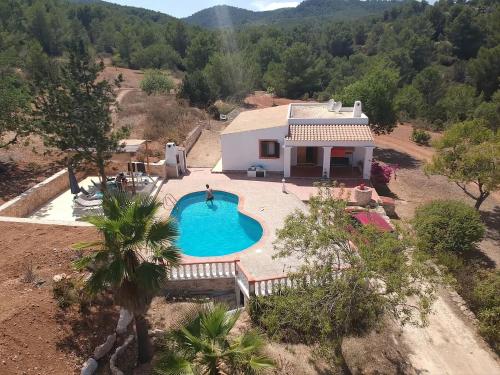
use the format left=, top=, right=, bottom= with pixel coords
left=252, top=1, right=300, bottom=11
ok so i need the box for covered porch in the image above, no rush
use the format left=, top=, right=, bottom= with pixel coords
left=283, top=123, right=375, bottom=180
left=284, top=145, right=374, bottom=179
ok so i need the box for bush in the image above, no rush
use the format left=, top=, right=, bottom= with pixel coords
left=371, top=161, right=393, bottom=185
left=473, top=271, right=500, bottom=353
left=413, top=200, right=485, bottom=254
left=411, top=128, right=431, bottom=145
left=140, top=69, right=175, bottom=95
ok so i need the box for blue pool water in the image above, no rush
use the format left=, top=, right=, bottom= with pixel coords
left=171, top=191, right=263, bottom=257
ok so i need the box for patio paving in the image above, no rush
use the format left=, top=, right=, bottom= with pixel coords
left=159, top=169, right=381, bottom=280
left=158, top=168, right=307, bottom=279
left=30, top=176, right=162, bottom=222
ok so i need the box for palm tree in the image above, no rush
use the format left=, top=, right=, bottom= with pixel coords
left=154, top=304, right=274, bottom=375
left=74, top=192, right=181, bottom=363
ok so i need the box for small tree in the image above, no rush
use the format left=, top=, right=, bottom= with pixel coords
left=36, top=40, right=128, bottom=189
left=178, top=70, right=213, bottom=108
left=140, top=69, right=175, bottom=95
left=250, top=186, right=436, bottom=365
left=413, top=200, right=485, bottom=254
left=75, top=192, right=181, bottom=363
left=0, top=74, right=33, bottom=148
left=340, top=64, right=399, bottom=134
left=155, top=304, right=274, bottom=374
left=425, top=120, right=500, bottom=209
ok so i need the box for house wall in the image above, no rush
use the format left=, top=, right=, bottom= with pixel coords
left=352, top=147, right=365, bottom=168
left=221, top=125, right=289, bottom=172
left=291, top=147, right=297, bottom=166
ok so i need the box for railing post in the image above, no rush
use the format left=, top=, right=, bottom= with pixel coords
left=249, top=280, right=255, bottom=297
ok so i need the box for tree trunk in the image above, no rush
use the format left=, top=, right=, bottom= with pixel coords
left=474, top=191, right=490, bottom=210
left=135, top=314, right=152, bottom=364
left=97, top=158, right=108, bottom=192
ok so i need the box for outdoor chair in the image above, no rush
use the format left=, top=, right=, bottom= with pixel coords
left=74, top=196, right=102, bottom=208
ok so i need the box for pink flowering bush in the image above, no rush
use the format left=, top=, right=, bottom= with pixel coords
left=371, top=161, right=393, bottom=185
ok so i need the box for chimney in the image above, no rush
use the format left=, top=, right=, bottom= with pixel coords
left=352, top=101, right=362, bottom=117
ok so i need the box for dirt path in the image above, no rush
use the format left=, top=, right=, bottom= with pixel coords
left=187, top=121, right=227, bottom=168
left=402, top=290, right=500, bottom=375
left=375, top=124, right=439, bottom=162
left=374, top=145, right=500, bottom=374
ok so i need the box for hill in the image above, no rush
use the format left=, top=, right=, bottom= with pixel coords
left=184, top=0, right=401, bottom=28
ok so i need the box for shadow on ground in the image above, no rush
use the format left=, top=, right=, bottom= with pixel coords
left=481, top=205, right=500, bottom=242
left=0, top=159, right=66, bottom=203
left=55, top=296, right=119, bottom=359
left=374, top=148, right=421, bottom=170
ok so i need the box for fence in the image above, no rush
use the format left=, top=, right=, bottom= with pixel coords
left=169, top=259, right=291, bottom=302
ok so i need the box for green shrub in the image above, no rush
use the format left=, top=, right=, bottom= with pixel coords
left=413, top=200, right=485, bottom=254
left=140, top=69, right=174, bottom=95
left=411, top=128, right=431, bottom=145
left=472, top=271, right=500, bottom=353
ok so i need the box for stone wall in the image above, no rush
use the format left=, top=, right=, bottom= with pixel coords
left=183, top=123, right=204, bottom=154
left=164, top=278, right=236, bottom=297
left=0, top=169, right=85, bottom=218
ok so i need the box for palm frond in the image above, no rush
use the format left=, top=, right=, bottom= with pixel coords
left=151, top=245, right=182, bottom=267
left=147, top=218, right=179, bottom=245
left=246, top=355, right=276, bottom=372
left=134, top=262, right=167, bottom=293
left=154, top=352, right=196, bottom=375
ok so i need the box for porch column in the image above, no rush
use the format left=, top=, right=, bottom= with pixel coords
left=363, top=147, right=374, bottom=179
left=284, top=146, right=291, bottom=178
left=322, top=146, right=332, bottom=178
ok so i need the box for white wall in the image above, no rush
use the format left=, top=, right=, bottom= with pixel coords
left=352, top=147, right=365, bottom=168
left=291, top=147, right=297, bottom=166
left=221, top=125, right=289, bottom=172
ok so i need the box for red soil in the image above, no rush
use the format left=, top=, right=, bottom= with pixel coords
left=0, top=222, right=119, bottom=375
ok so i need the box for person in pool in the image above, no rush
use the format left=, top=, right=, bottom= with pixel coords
left=205, top=184, right=214, bottom=204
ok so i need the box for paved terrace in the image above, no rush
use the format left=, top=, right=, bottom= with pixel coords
left=158, top=169, right=379, bottom=280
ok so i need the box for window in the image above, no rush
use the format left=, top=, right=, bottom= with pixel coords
left=259, top=140, right=280, bottom=158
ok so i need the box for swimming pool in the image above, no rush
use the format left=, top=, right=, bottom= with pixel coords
left=171, top=191, right=263, bottom=257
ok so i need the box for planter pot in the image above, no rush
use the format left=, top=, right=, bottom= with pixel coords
left=353, top=186, right=372, bottom=206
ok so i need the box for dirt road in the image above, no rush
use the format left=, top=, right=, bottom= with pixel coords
left=402, top=291, right=500, bottom=375
left=374, top=136, right=500, bottom=374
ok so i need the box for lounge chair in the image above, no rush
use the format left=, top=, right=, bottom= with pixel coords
left=74, top=197, right=102, bottom=207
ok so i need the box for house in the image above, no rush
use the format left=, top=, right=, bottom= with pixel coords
left=220, top=101, right=375, bottom=179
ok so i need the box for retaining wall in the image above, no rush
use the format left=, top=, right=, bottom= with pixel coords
left=164, top=278, right=235, bottom=296
left=183, top=123, right=204, bottom=154
left=0, top=169, right=85, bottom=218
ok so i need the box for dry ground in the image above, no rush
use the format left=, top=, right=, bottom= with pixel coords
left=0, top=137, right=66, bottom=205
left=244, top=91, right=308, bottom=108
left=0, top=222, right=122, bottom=375
left=138, top=298, right=332, bottom=375
left=373, top=126, right=500, bottom=374
left=186, top=121, right=227, bottom=168
left=0, top=65, right=197, bottom=205
left=374, top=125, right=500, bottom=267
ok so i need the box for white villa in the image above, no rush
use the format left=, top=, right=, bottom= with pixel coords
left=220, top=101, right=375, bottom=179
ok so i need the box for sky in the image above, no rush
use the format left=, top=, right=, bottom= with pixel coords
left=107, top=0, right=301, bottom=18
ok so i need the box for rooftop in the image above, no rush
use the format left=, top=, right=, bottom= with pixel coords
left=221, top=105, right=289, bottom=135
left=289, top=103, right=367, bottom=120
left=286, top=124, right=374, bottom=142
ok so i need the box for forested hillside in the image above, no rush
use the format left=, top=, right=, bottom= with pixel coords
left=1, top=0, right=499, bottom=142
left=184, top=0, right=400, bottom=29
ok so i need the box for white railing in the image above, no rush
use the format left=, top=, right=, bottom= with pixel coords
left=170, top=260, right=237, bottom=280
left=169, top=259, right=293, bottom=299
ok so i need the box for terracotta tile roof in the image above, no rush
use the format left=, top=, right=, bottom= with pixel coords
left=286, top=124, right=374, bottom=142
